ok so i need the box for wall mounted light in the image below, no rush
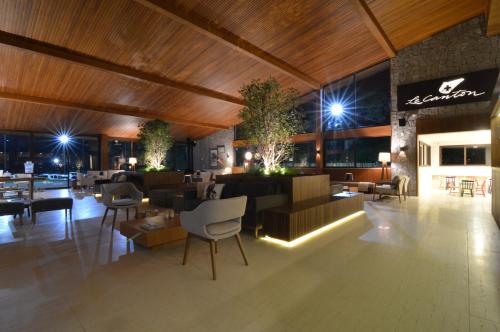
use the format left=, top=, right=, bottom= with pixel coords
left=244, top=151, right=253, bottom=161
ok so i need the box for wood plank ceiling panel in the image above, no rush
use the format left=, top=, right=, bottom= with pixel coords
left=172, top=0, right=388, bottom=84
left=367, top=0, right=488, bottom=49
left=0, top=45, right=241, bottom=127
left=0, top=0, right=311, bottom=96
left=0, top=99, right=217, bottom=140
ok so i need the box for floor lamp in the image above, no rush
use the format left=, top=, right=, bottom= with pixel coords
left=378, top=152, right=391, bottom=181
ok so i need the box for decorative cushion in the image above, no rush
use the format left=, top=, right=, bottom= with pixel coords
left=206, top=220, right=241, bottom=236
left=212, top=184, right=225, bottom=199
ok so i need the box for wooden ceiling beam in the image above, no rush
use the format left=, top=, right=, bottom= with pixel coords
left=134, top=0, right=321, bottom=90
left=487, top=0, right=500, bottom=36
left=348, top=0, right=396, bottom=57
left=0, top=91, right=228, bottom=130
left=0, top=30, right=244, bottom=106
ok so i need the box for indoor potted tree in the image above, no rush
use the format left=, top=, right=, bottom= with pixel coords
left=239, top=77, right=302, bottom=175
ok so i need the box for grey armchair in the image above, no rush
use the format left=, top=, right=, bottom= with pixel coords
left=180, top=196, right=248, bottom=280
left=100, top=182, right=143, bottom=230
left=374, top=176, right=407, bottom=203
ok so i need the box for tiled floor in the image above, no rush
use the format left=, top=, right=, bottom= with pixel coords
left=0, top=190, right=499, bottom=331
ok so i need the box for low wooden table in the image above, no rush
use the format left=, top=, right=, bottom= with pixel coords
left=119, top=214, right=187, bottom=249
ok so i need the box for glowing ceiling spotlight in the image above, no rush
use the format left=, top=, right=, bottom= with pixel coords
left=53, top=158, right=60, bottom=164
left=329, top=103, right=344, bottom=116
left=58, top=134, right=70, bottom=144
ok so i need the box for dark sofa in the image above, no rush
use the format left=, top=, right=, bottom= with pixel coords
left=175, top=181, right=287, bottom=237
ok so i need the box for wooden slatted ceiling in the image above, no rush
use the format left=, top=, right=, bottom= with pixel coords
left=487, top=0, right=500, bottom=36
left=368, top=0, right=488, bottom=49
left=0, top=99, right=219, bottom=140
left=0, top=0, right=493, bottom=139
left=172, top=0, right=388, bottom=85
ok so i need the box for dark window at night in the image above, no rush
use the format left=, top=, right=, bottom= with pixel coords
left=234, top=146, right=256, bottom=167
left=234, top=124, right=247, bottom=140
left=324, top=136, right=391, bottom=168
left=296, top=94, right=319, bottom=133
left=108, top=140, right=134, bottom=170
left=0, top=132, right=30, bottom=174
left=356, top=137, right=391, bottom=168
left=441, top=147, right=465, bottom=165
left=323, top=76, right=356, bottom=131
left=282, top=141, right=317, bottom=168
left=324, top=138, right=355, bottom=167
left=166, top=143, right=188, bottom=171
left=323, top=61, right=390, bottom=131
left=356, top=66, right=391, bottom=127
left=466, top=147, right=486, bottom=165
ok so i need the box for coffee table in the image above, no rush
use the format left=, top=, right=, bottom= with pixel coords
left=119, top=214, right=187, bottom=249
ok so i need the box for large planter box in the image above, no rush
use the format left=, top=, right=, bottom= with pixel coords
left=141, top=171, right=184, bottom=195
left=215, top=174, right=330, bottom=204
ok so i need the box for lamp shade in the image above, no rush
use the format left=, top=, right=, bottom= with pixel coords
left=128, top=157, right=137, bottom=165
left=378, top=152, right=391, bottom=163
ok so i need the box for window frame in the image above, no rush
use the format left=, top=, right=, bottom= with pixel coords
left=439, top=145, right=487, bottom=166
left=323, top=136, right=391, bottom=169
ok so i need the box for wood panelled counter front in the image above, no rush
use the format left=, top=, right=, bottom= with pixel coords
left=263, top=192, right=364, bottom=241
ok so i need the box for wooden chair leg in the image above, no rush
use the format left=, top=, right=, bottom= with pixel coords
left=398, top=194, right=401, bottom=203
left=209, top=240, right=217, bottom=280
left=31, top=213, right=36, bottom=224
left=65, top=209, right=67, bottom=221
left=182, top=233, right=191, bottom=265
left=126, top=208, right=129, bottom=221
left=214, top=240, right=218, bottom=254
left=235, top=233, right=249, bottom=266
left=101, top=207, right=109, bottom=226
left=69, top=209, right=72, bottom=221
left=134, top=206, right=138, bottom=218
left=112, top=209, right=118, bottom=230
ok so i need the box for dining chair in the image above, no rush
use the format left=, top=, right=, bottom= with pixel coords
left=460, top=180, right=475, bottom=197
left=100, top=182, right=143, bottom=230
left=180, top=196, right=248, bottom=280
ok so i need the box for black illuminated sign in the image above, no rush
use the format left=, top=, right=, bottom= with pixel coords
left=397, top=68, right=499, bottom=111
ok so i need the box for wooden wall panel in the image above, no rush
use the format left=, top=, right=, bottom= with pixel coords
left=416, top=113, right=491, bottom=135
left=491, top=115, right=500, bottom=227
left=323, top=168, right=391, bottom=182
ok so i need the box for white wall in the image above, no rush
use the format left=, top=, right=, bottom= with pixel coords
left=418, top=131, right=492, bottom=194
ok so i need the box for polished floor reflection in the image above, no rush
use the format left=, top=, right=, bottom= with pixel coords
left=0, top=190, right=498, bottom=331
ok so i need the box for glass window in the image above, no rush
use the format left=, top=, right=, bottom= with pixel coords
left=355, top=65, right=390, bottom=127
left=234, top=124, right=247, bottom=140
left=324, top=136, right=391, bottom=168
left=322, top=61, right=390, bottom=131
left=0, top=132, right=30, bottom=174
left=419, top=142, right=431, bottom=166
left=466, top=147, right=486, bottom=165
left=282, top=141, right=317, bottom=168
left=234, top=147, right=255, bottom=167
left=323, top=76, right=356, bottom=131
left=108, top=140, right=138, bottom=170
left=324, top=138, right=355, bottom=167
left=356, top=137, right=390, bottom=168
left=441, top=147, right=465, bottom=165
left=297, top=96, right=320, bottom=133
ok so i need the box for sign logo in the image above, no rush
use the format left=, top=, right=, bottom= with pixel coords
left=438, top=78, right=464, bottom=94
left=397, top=68, right=499, bottom=111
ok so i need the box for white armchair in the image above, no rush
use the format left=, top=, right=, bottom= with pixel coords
left=180, top=196, right=248, bottom=280
left=100, top=182, right=143, bottom=230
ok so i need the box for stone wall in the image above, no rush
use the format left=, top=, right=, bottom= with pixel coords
left=192, top=128, right=234, bottom=171
left=390, top=16, right=500, bottom=195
